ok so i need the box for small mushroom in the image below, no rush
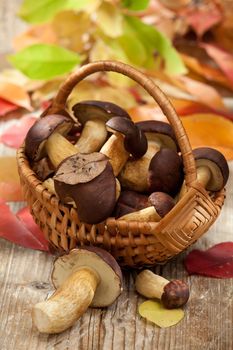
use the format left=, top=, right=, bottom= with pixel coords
left=32, top=247, right=123, bottom=334
left=100, top=117, right=148, bottom=176
left=148, top=148, right=184, bottom=196
left=72, top=100, right=131, bottom=153
left=179, top=147, right=229, bottom=199
left=31, top=157, right=55, bottom=181
left=119, top=121, right=178, bottom=192
left=135, top=270, right=189, bottom=309
left=115, top=190, right=149, bottom=218
left=25, top=114, right=76, bottom=167
left=54, top=152, right=116, bottom=224
left=118, top=192, right=175, bottom=222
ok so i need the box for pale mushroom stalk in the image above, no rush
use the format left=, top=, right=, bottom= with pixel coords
left=119, top=206, right=161, bottom=222
left=33, top=267, right=100, bottom=334
left=32, top=248, right=123, bottom=334
left=178, top=166, right=212, bottom=199
left=46, top=133, right=78, bottom=167
left=135, top=269, right=189, bottom=309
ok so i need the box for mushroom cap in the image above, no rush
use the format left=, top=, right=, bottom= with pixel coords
left=25, top=114, right=74, bottom=161
left=106, top=117, right=148, bottom=159
left=52, top=247, right=123, bottom=307
left=148, top=148, right=184, bottom=195
left=54, top=152, right=116, bottom=224
left=115, top=190, right=149, bottom=218
left=72, top=100, right=131, bottom=125
left=161, top=280, right=189, bottom=309
left=193, top=147, right=229, bottom=191
left=148, top=192, right=175, bottom=218
left=136, top=121, right=179, bottom=151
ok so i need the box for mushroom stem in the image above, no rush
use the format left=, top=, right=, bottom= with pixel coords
left=118, top=206, right=161, bottom=222
left=135, top=270, right=190, bottom=309
left=100, top=133, right=129, bottom=176
left=119, top=143, right=160, bottom=192
left=46, top=133, right=77, bottom=167
left=32, top=267, right=100, bottom=334
left=75, top=119, right=107, bottom=153
left=135, top=270, right=169, bottom=299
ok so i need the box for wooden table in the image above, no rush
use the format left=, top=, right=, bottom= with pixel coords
left=0, top=1, right=233, bottom=349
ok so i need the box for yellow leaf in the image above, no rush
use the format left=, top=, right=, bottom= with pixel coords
left=96, top=1, right=123, bottom=38
left=0, top=82, right=32, bottom=110
left=139, top=300, right=185, bottom=328
left=0, top=157, right=23, bottom=201
left=181, top=113, right=233, bottom=160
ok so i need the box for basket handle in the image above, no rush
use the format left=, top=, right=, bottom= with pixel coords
left=48, top=60, right=197, bottom=188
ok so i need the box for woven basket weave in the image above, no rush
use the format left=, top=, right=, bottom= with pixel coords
left=17, top=61, right=225, bottom=267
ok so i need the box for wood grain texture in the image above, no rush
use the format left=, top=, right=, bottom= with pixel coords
left=0, top=1, right=233, bottom=349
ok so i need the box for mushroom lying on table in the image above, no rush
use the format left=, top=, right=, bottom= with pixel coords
left=179, top=147, right=229, bottom=199
left=72, top=100, right=131, bottom=153
left=119, top=121, right=179, bottom=192
left=135, top=270, right=189, bottom=309
left=118, top=192, right=175, bottom=222
left=33, top=247, right=123, bottom=334
left=101, top=116, right=148, bottom=176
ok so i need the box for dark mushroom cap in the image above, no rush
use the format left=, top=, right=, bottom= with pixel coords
left=161, top=280, right=190, bottom=309
left=52, top=246, right=123, bottom=307
left=72, top=100, right=131, bottom=125
left=54, top=152, right=116, bottom=224
left=148, top=148, right=184, bottom=196
left=148, top=192, right=175, bottom=218
left=106, top=117, right=148, bottom=159
left=136, top=121, right=179, bottom=151
left=25, top=114, right=74, bottom=161
left=31, top=157, right=55, bottom=181
left=193, top=147, right=229, bottom=191
left=115, top=190, right=149, bottom=218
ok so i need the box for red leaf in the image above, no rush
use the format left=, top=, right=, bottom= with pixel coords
left=0, top=200, right=48, bottom=251
left=181, top=2, right=223, bottom=37
left=201, top=43, right=233, bottom=84
left=184, top=242, right=233, bottom=278
left=0, top=98, right=18, bottom=117
left=0, top=115, right=37, bottom=148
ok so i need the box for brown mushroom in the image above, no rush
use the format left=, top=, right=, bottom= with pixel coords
left=118, top=192, right=175, bottom=222
left=25, top=114, right=76, bottom=167
left=135, top=270, right=189, bottom=309
left=31, top=157, right=55, bottom=181
left=179, top=147, right=229, bottom=199
left=100, top=117, right=147, bottom=176
left=54, top=152, right=116, bottom=224
left=148, top=148, right=184, bottom=196
left=72, top=100, right=131, bottom=153
left=115, top=190, right=149, bottom=218
left=119, top=121, right=178, bottom=192
left=32, top=247, right=123, bottom=334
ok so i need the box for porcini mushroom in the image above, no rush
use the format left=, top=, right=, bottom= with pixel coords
left=135, top=269, right=189, bottom=309
left=25, top=114, right=76, bottom=167
left=115, top=190, right=149, bottom=218
left=100, top=116, right=147, bottom=175
left=179, top=147, right=229, bottom=199
left=119, top=121, right=178, bottom=192
left=32, top=247, right=123, bottom=334
left=118, top=192, right=175, bottom=222
left=72, top=100, right=131, bottom=153
left=148, top=148, right=184, bottom=196
left=54, top=152, right=116, bottom=224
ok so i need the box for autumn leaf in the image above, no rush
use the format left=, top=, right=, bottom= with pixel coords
left=0, top=82, right=32, bottom=110
left=201, top=43, right=233, bottom=84
left=0, top=200, right=48, bottom=251
left=139, top=300, right=185, bottom=328
left=184, top=242, right=233, bottom=278
left=181, top=113, right=233, bottom=160
left=0, top=157, right=23, bottom=201
left=0, top=115, right=37, bottom=148
left=122, top=0, right=150, bottom=11
left=0, top=98, right=18, bottom=117
left=8, top=44, right=81, bottom=80
left=128, top=104, right=168, bottom=123
left=96, top=2, right=123, bottom=38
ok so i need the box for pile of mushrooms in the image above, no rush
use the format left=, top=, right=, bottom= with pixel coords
left=25, top=100, right=229, bottom=225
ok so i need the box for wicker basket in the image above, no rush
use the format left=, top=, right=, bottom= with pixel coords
left=17, top=61, right=225, bottom=267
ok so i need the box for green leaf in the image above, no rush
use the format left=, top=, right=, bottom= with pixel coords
left=19, top=0, right=100, bottom=24
left=8, top=44, right=81, bottom=80
left=125, top=16, right=187, bottom=75
left=122, top=0, right=150, bottom=11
